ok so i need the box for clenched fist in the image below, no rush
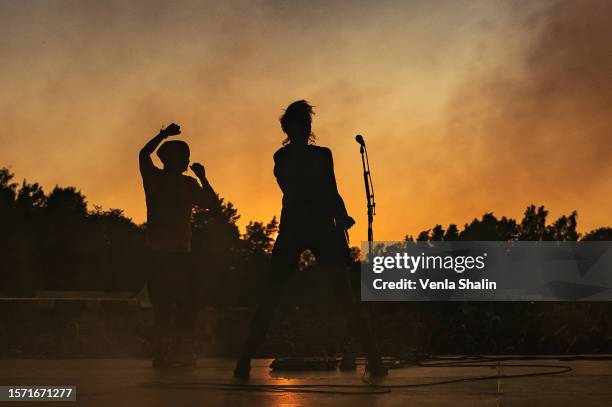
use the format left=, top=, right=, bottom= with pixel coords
left=160, top=123, right=181, bottom=137
left=190, top=162, right=206, bottom=178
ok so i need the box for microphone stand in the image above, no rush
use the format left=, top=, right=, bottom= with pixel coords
left=358, top=137, right=375, bottom=260
left=356, top=135, right=382, bottom=347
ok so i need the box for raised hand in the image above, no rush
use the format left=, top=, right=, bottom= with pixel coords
left=160, top=123, right=181, bottom=137
left=190, top=162, right=206, bottom=179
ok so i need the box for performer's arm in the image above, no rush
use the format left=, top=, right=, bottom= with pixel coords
left=325, top=149, right=355, bottom=229
left=190, top=163, right=219, bottom=209
left=139, top=123, right=181, bottom=174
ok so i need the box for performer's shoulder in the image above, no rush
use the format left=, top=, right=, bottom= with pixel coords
left=307, top=145, right=330, bottom=153
left=309, top=145, right=332, bottom=158
left=273, top=146, right=288, bottom=161
left=274, top=145, right=332, bottom=160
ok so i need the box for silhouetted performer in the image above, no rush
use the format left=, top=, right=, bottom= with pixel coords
left=234, top=101, right=387, bottom=378
left=139, top=123, right=217, bottom=367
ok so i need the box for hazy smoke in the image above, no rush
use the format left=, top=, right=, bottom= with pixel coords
left=446, top=0, right=612, bottom=203
left=1, top=0, right=610, bottom=237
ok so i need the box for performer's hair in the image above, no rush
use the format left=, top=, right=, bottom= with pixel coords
left=280, top=100, right=316, bottom=145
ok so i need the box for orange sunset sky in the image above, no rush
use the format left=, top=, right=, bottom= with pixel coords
left=1, top=0, right=611, bottom=240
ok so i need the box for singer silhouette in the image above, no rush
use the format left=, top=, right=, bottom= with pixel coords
left=234, top=100, right=387, bottom=378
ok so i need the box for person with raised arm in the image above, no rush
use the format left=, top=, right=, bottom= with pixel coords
left=139, top=123, right=217, bottom=367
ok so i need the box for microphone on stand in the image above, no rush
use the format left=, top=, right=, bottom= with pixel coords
left=355, top=134, right=365, bottom=146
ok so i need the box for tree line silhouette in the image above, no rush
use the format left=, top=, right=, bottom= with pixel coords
left=2, top=166, right=611, bottom=299
left=409, top=206, right=609, bottom=242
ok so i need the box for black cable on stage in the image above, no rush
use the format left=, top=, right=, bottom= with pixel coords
left=144, top=381, right=392, bottom=395
left=143, top=355, right=575, bottom=396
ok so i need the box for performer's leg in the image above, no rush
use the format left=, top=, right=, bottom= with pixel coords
left=147, top=252, right=173, bottom=367
left=174, top=254, right=198, bottom=335
left=234, top=233, right=301, bottom=377
left=313, top=230, right=387, bottom=376
left=171, top=253, right=198, bottom=366
left=236, top=278, right=286, bottom=361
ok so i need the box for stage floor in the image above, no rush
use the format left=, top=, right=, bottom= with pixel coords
left=2, top=357, right=612, bottom=406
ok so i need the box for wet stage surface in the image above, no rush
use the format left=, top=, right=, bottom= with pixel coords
left=2, top=357, right=612, bottom=406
